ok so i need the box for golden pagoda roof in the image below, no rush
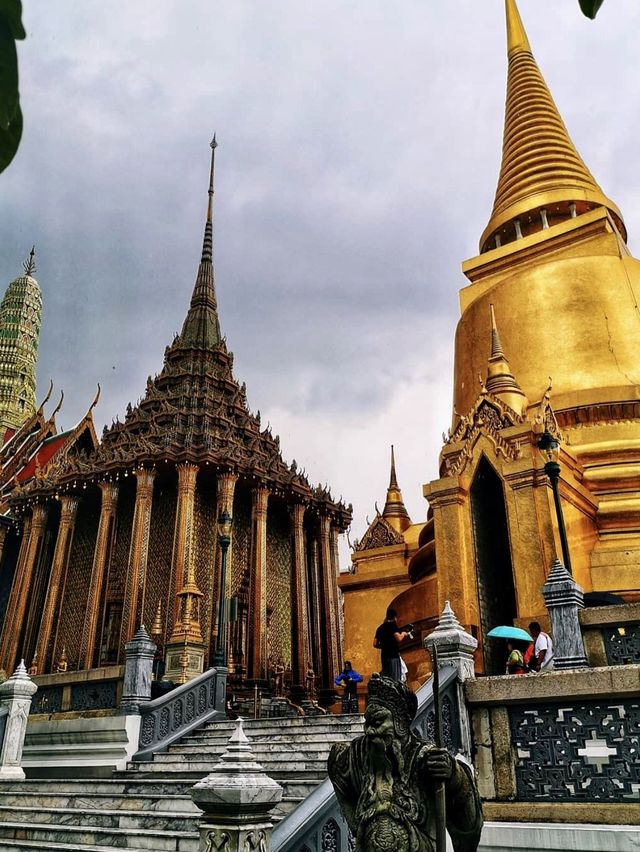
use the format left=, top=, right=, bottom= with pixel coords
left=480, top=0, right=625, bottom=252
left=382, top=445, right=411, bottom=534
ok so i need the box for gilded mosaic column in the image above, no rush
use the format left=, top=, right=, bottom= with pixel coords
left=35, top=495, right=79, bottom=672
left=80, top=482, right=118, bottom=669
left=319, top=514, right=340, bottom=686
left=216, top=473, right=238, bottom=597
left=0, top=509, right=42, bottom=671
left=290, top=503, right=310, bottom=691
left=329, top=522, right=344, bottom=675
left=122, top=468, right=156, bottom=643
left=214, top=472, right=237, bottom=653
left=170, top=462, right=200, bottom=625
left=248, top=485, right=269, bottom=681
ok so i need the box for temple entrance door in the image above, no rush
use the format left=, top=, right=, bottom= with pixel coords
left=470, top=456, right=517, bottom=675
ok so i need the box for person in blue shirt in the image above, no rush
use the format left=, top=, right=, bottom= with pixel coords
left=335, top=660, right=363, bottom=713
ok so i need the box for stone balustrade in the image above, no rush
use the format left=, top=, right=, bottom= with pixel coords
left=579, top=602, right=640, bottom=667
left=0, top=661, right=37, bottom=780
left=467, top=664, right=640, bottom=826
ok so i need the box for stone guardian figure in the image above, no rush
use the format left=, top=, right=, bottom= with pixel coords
left=328, top=674, right=483, bottom=852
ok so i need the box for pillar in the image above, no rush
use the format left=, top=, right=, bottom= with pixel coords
left=165, top=463, right=205, bottom=682
left=35, top=495, right=80, bottom=672
left=0, top=661, right=37, bottom=780
left=248, top=485, right=269, bottom=682
left=80, top=482, right=118, bottom=669
left=170, top=463, right=199, bottom=624
left=329, top=522, right=344, bottom=675
left=290, top=503, right=310, bottom=695
left=0, top=514, right=31, bottom=670
left=122, top=468, right=156, bottom=644
left=0, top=505, right=47, bottom=671
left=318, top=514, right=340, bottom=688
left=214, top=472, right=237, bottom=656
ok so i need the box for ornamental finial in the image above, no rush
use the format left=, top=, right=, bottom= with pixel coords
left=23, top=246, right=36, bottom=276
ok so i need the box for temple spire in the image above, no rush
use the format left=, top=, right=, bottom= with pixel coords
left=23, top=246, right=36, bottom=277
left=480, top=0, right=625, bottom=252
left=179, top=136, right=222, bottom=350
left=485, top=305, right=527, bottom=415
left=382, top=445, right=411, bottom=533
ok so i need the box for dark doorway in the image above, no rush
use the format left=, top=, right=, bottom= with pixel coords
left=470, top=456, right=517, bottom=675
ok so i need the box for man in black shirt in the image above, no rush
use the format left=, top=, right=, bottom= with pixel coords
left=373, top=608, right=411, bottom=681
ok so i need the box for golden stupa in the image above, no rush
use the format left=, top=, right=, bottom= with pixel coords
left=341, top=0, right=640, bottom=683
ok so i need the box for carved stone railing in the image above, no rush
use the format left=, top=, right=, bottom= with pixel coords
left=580, top=603, right=640, bottom=667
left=271, top=666, right=460, bottom=852
left=467, top=664, right=640, bottom=822
left=29, top=665, right=124, bottom=715
left=134, top=666, right=226, bottom=761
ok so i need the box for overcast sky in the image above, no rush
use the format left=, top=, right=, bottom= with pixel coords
left=2, top=1, right=640, bottom=562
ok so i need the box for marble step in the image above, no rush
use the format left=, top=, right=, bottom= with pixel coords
left=181, top=730, right=361, bottom=746
left=0, top=778, right=198, bottom=796
left=202, top=716, right=363, bottom=732
left=125, top=760, right=327, bottom=779
left=167, top=741, right=335, bottom=756
left=0, top=790, right=199, bottom=813
left=0, top=804, right=200, bottom=832
left=0, top=821, right=199, bottom=851
left=0, top=840, right=177, bottom=852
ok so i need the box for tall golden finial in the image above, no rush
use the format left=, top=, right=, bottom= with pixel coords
left=23, top=246, right=36, bottom=276
left=382, top=445, right=411, bottom=534
left=481, top=0, right=625, bottom=252
left=505, top=0, right=530, bottom=56
left=485, top=305, right=528, bottom=415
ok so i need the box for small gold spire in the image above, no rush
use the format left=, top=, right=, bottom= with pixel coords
left=382, top=445, right=411, bottom=534
left=505, top=0, right=530, bottom=56
left=23, top=246, right=36, bottom=277
left=481, top=0, right=625, bottom=251
left=485, top=305, right=528, bottom=414
left=151, top=599, right=163, bottom=637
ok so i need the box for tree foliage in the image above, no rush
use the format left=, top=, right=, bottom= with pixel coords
left=579, top=0, right=605, bottom=19
left=0, top=0, right=25, bottom=174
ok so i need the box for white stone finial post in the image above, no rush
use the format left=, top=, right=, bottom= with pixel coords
left=120, top=625, right=156, bottom=714
left=542, top=559, right=588, bottom=669
left=0, top=660, right=37, bottom=780
left=424, top=601, right=477, bottom=759
left=191, top=718, right=283, bottom=851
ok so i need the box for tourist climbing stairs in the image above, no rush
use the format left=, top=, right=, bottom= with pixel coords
left=0, top=713, right=364, bottom=851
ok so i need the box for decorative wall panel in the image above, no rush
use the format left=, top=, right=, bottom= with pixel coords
left=231, top=489, right=251, bottom=595
left=143, top=476, right=177, bottom=645
left=266, top=500, right=292, bottom=665
left=101, top=479, right=135, bottom=662
left=53, top=492, right=100, bottom=669
left=192, top=482, right=217, bottom=660
left=510, top=699, right=640, bottom=801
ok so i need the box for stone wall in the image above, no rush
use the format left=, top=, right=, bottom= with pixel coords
left=580, top=603, right=640, bottom=668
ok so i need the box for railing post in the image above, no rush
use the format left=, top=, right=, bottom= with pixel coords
left=119, top=625, right=156, bottom=714
left=424, top=600, right=477, bottom=760
left=542, top=558, right=588, bottom=669
left=192, top=718, right=283, bottom=851
left=0, top=661, right=37, bottom=780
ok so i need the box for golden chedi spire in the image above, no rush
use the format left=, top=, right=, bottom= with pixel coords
left=382, top=445, right=411, bottom=534
left=485, top=304, right=527, bottom=415
left=480, top=0, right=625, bottom=252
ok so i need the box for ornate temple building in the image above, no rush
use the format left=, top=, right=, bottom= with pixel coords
left=342, top=0, right=640, bottom=681
left=0, top=141, right=351, bottom=698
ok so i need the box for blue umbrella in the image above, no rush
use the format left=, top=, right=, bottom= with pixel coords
left=486, top=625, right=532, bottom=642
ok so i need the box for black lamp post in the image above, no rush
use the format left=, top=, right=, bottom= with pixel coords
left=213, top=510, right=233, bottom=667
left=537, top=430, right=573, bottom=577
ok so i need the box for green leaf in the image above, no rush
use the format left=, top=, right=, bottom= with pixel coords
left=0, top=0, right=25, bottom=40
left=0, top=99, right=22, bottom=173
left=0, top=14, right=19, bottom=129
left=579, top=0, right=605, bottom=19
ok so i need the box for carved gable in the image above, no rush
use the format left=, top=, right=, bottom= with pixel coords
left=356, top=515, right=404, bottom=552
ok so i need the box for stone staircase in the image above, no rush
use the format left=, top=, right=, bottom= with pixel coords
left=0, top=713, right=364, bottom=851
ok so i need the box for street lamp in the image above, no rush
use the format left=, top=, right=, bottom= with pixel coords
left=537, top=431, right=573, bottom=577
left=213, top=509, right=233, bottom=667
